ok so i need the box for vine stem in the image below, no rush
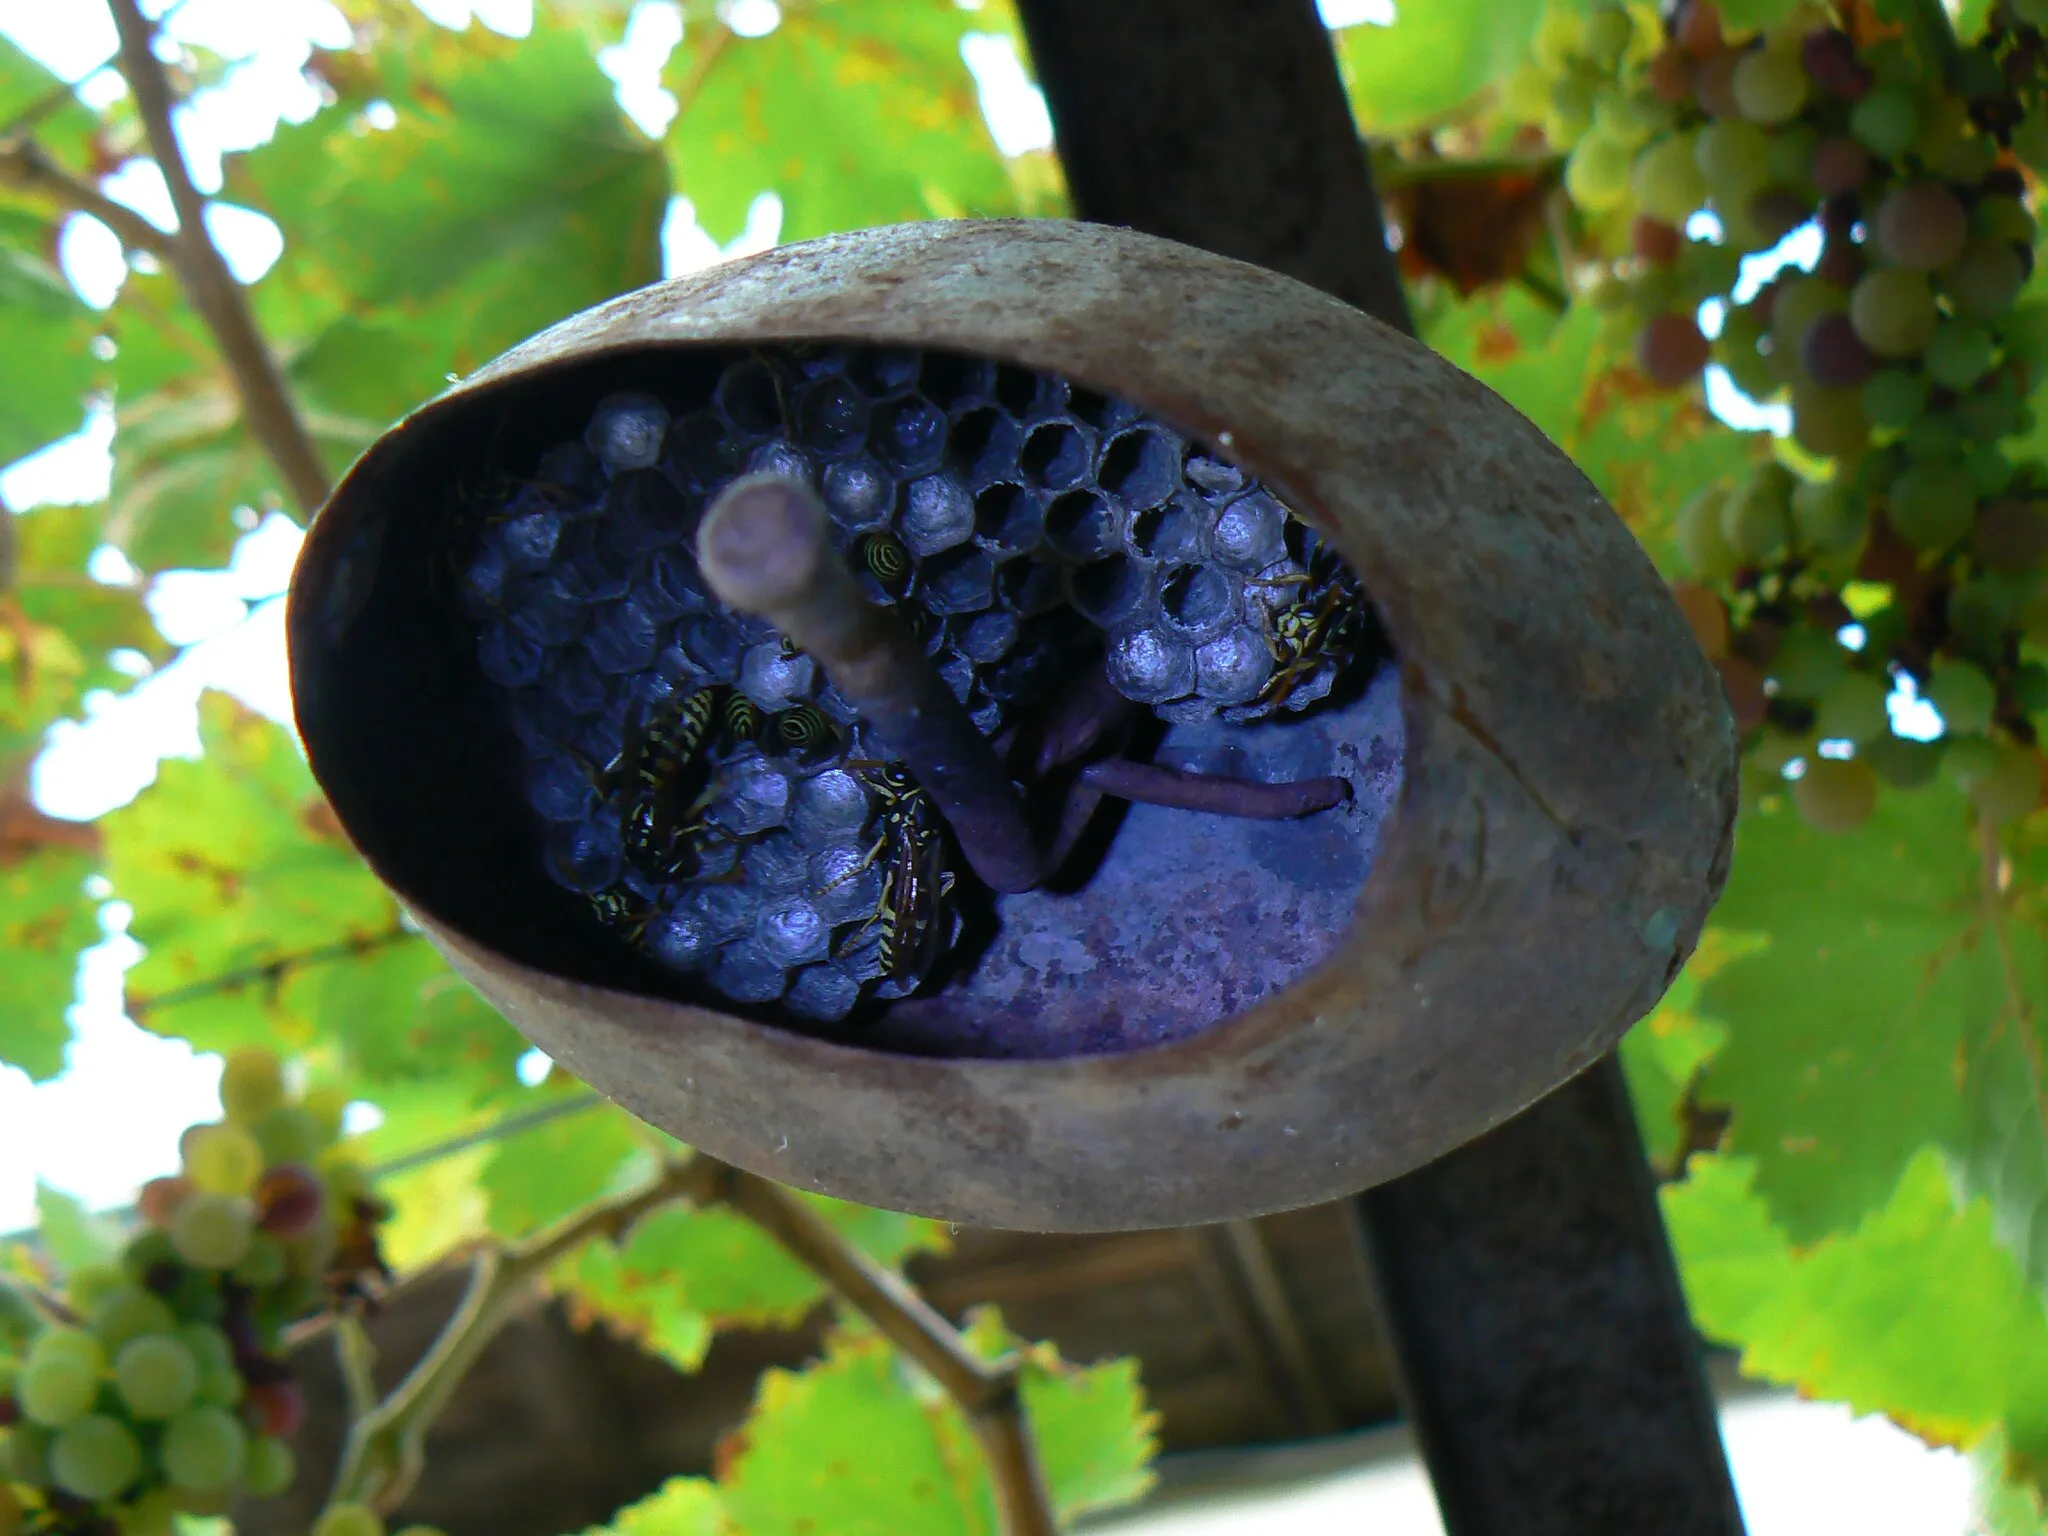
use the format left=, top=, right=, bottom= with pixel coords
left=0, top=137, right=177, bottom=260
left=322, top=1155, right=1058, bottom=1536
left=106, top=0, right=332, bottom=516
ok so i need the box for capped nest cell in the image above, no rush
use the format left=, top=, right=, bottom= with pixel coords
left=288, top=220, right=1735, bottom=1232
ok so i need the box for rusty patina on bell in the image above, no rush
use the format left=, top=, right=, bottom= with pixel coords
left=287, top=219, right=1734, bottom=1232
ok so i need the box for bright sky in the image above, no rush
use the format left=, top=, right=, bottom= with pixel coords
left=0, top=4, right=1986, bottom=1529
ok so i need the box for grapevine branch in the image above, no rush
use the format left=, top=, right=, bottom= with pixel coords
left=324, top=1155, right=1058, bottom=1536
left=106, top=0, right=332, bottom=516
left=0, top=137, right=177, bottom=260
left=127, top=925, right=416, bottom=1020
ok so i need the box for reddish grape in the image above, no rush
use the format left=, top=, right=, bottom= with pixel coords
left=1650, top=46, right=1697, bottom=103
left=1801, top=311, right=1879, bottom=387
left=1792, top=758, right=1878, bottom=833
left=1874, top=182, right=1969, bottom=270
left=1816, top=239, right=1864, bottom=288
left=1716, top=657, right=1769, bottom=730
left=1748, top=187, right=1812, bottom=244
left=245, top=1379, right=307, bottom=1441
left=1695, top=50, right=1741, bottom=117
left=1943, top=237, right=2028, bottom=320
left=256, top=1165, right=325, bottom=1240
left=1631, top=215, right=1683, bottom=265
left=139, top=1176, right=193, bottom=1230
left=1677, top=0, right=1723, bottom=55
left=1810, top=136, right=1870, bottom=196
left=1970, top=499, right=2048, bottom=572
left=1801, top=28, right=1871, bottom=97
left=1672, top=583, right=1730, bottom=659
left=1637, top=311, right=1712, bottom=386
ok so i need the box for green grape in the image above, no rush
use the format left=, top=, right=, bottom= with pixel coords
left=233, top=1235, right=287, bottom=1290
left=1928, top=661, right=1998, bottom=735
left=120, top=1232, right=178, bottom=1290
left=252, top=1106, right=327, bottom=1170
left=1771, top=276, right=1848, bottom=356
left=1694, top=119, right=1770, bottom=187
left=219, top=1047, right=287, bottom=1127
left=1864, top=734, right=1944, bottom=789
left=1720, top=467, right=1793, bottom=561
left=1944, top=733, right=2001, bottom=788
left=303, top=1086, right=351, bottom=1144
left=314, top=1502, right=388, bottom=1536
left=1630, top=133, right=1708, bottom=225
left=1970, top=194, right=2035, bottom=248
left=174, top=1324, right=232, bottom=1381
left=394, top=1528, right=452, bottom=1536
left=245, top=1435, right=297, bottom=1499
left=1717, top=331, right=1781, bottom=401
left=1677, top=485, right=1735, bottom=578
left=1903, top=414, right=1963, bottom=463
left=1566, top=129, right=1636, bottom=211
left=5, top=1423, right=48, bottom=1484
left=1791, top=480, right=1864, bottom=551
left=1953, top=390, right=2021, bottom=446
left=1531, top=8, right=1583, bottom=72
left=1874, top=181, right=1969, bottom=272
left=1791, top=757, right=1879, bottom=833
left=1501, top=64, right=1553, bottom=122
left=1766, top=123, right=1819, bottom=190
left=1581, top=2, right=1634, bottom=67
left=1792, top=382, right=1870, bottom=459
left=170, top=1194, right=254, bottom=1272
left=1850, top=267, right=1938, bottom=358
left=91, top=1284, right=177, bottom=1353
left=20, top=1330, right=104, bottom=1428
left=0, top=1480, right=19, bottom=1536
left=2013, top=109, right=2048, bottom=172
left=1945, top=580, right=2017, bottom=656
left=1546, top=76, right=1599, bottom=146
left=1886, top=460, right=1975, bottom=550
left=184, top=1124, right=263, bottom=1198
left=1928, top=129, right=1997, bottom=187
left=1924, top=319, right=1995, bottom=391
left=65, top=1266, right=123, bottom=1318
left=1964, top=445, right=2014, bottom=498
left=2014, top=663, right=2048, bottom=715
left=1862, top=369, right=1929, bottom=430
left=1733, top=47, right=1808, bottom=124
left=1849, top=84, right=1921, bottom=162
left=118, top=1488, right=180, bottom=1536
left=1594, top=91, right=1664, bottom=146
left=114, top=1334, right=198, bottom=1421
left=161, top=1406, right=247, bottom=1494
left=49, top=1414, right=140, bottom=1501
left=1816, top=671, right=1893, bottom=742
left=1771, top=626, right=1850, bottom=699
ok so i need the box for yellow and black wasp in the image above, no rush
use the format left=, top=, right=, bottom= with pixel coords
left=831, top=763, right=957, bottom=987
left=761, top=702, right=841, bottom=762
left=855, top=529, right=916, bottom=600
left=1247, top=527, right=1371, bottom=713
left=605, top=683, right=730, bottom=881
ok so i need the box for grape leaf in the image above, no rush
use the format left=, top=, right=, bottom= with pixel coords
left=1420, top=286, right=1763, bottom=575
left=294, top=934, right=527, bottom=1098
left=0, top=36, right=102, bottom=177
left=480, top=1097, right=654, bottom=1237
left=34, top=1184, right=121, bottom=1273
left=104, top=692, right=400, bottom=1055
left=577, top=1476, right=726, bottom=1536
left=1665, top=1150, right=2048, bottom=1469
left=0, top=211, right=99, bottom=470
left=718, top=1329, right=989, bottom=1536
left=665, top=0, right=1018, bottom=245
left=1690, top=784, right=1989, bottom=1241
left=1617, top=956, right=1732, bottom=1173
left=1333, top=0, right=1547, bottom=135
left=0, top=845, right=96, bottom=1082
left=956, top=1311, right=1158, bottom=1524
left=561, top=1195, right=949, bottom=1371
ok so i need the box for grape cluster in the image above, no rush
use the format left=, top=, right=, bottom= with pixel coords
left=456, top=345, right=1378, bottom=1018
left=1513, top=0, right=2048, bottom=833
left=0, top=1049, right=392, bottom=1536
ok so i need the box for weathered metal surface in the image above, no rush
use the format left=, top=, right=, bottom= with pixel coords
left=1356, top=1062, right=1746, bottom=1534
left=288, top=218, right=1735, bottom=1231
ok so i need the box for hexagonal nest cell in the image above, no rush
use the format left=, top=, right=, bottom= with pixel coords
left=303, top=336, right=1400, bottom=1060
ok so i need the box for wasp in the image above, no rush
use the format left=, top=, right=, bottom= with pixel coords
left=1246, top=529, right=1370, bottom=712
left=587, top=885, right=656, bottom=939
left=831, top=764, right=958, bottom=987
left=855, top=529, right=916, bottom=600
left=762, top=702, right=839, bottom=761
left=720, top=689, right=764, bottom=748
left=609, top=684, right=729, bottom=880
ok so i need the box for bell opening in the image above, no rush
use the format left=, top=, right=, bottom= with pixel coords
left=295, top=342, right=1405, bottom=1061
